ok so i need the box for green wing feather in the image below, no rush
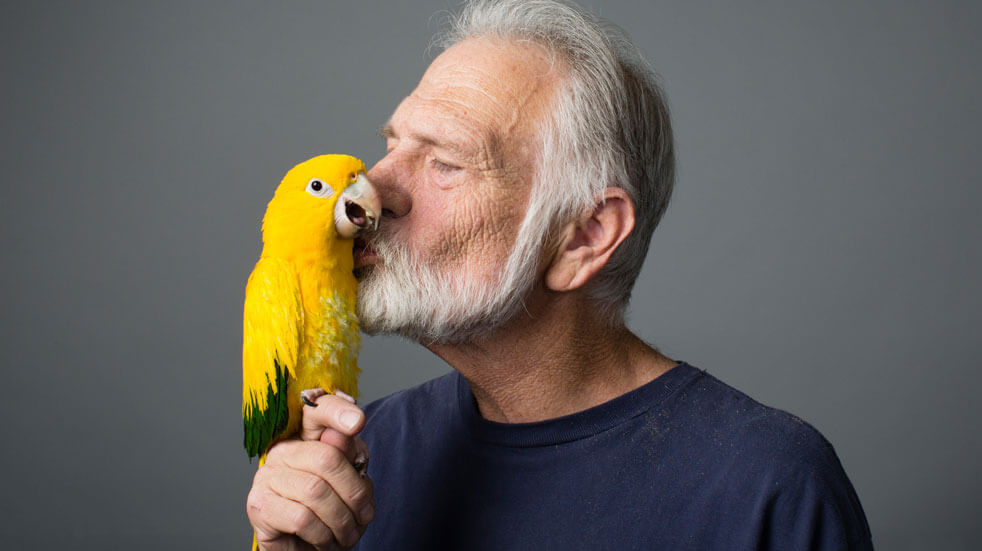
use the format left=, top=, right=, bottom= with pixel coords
left=242, top=257, right=303, bottom=460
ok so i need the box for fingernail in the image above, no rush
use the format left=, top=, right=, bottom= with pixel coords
left=335, top=390, right=356, bottom=404
left=340, top=410, right=361, bottom=431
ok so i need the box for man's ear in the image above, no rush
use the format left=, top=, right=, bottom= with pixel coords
left=545, top=187, right=635, bottom=292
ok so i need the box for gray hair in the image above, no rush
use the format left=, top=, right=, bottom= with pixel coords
left=438, top=0, right=676, bottom=324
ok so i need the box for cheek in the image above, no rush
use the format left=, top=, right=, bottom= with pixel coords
left=392, top=161, right=531, bottom=275
left=430, top=187, right=526, bottom=272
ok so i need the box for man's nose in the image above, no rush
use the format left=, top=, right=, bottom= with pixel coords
left=367, top=158, right=412, bottom=219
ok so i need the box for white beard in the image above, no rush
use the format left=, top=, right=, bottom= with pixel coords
left=356, top=208, right=549, bottom=345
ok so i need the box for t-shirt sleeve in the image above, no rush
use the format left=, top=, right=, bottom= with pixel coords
left=743, top=418, right=874, bottom=550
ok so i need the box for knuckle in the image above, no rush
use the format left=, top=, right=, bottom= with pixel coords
left=252, top=463, right=275, bottom=486
left=301, top=474, right=333, bottom=501
left=289, top=507, right=316, bottom=534
left=313, top=446, right=348, bottom=476
left=333, top=516, right=360, bottom=548
left=305, top=529, right=335, bottom=549
left=345, top=480, right=371, bottom=505
left=312, top=538, right=337, bottom=550
left=246, top=489, right=265, bottom=516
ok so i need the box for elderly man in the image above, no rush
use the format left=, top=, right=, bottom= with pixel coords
left=247, top=1, right=873, bottom=549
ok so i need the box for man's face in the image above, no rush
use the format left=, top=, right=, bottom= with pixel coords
left=356, top=37, right=560, bottom=343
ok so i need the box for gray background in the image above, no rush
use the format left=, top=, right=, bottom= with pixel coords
left=1, top=1, right=978, bottom=549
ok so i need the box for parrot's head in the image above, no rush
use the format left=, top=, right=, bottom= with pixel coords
left=261, top=154, right=381, bottom=259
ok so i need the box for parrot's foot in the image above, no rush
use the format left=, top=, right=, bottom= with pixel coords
left=335, top=389, right=356, bottom=404
left=354, top=454, right=369, bottom=478
left=301, top=387, right=357, bottom=407
left=300, top=388, right=327, bottom=407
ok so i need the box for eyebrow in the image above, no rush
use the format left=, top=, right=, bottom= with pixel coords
left=379, top=121, right=504, bottom=170
left=381, top=122, right=464, bottom=151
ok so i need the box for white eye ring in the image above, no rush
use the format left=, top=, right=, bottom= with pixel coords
left=306, top=178, right=331, bottom=197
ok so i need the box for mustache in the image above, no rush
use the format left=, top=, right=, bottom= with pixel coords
left=359, top=224, right=431, bottom=267
left=359, top=221, right=398, bottom=250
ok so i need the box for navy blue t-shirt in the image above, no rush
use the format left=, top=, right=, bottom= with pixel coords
left=355, top=363, right=872, bottom=550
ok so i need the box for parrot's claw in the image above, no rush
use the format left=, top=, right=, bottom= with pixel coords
left=354, top=455, right=369, bottom=478
left=335, top=389, right=357, bottom=404
left=301, top=388, right=328, bottom=407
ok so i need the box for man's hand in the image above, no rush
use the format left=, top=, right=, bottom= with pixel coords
left=247, top=392, right=374, bottom=551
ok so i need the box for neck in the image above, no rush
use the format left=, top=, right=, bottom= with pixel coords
left=426, top=289, right=676, bottom=423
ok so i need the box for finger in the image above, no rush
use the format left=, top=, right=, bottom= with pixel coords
left=262, top=465, right=362, bottom=548
left=312, top=432, right=369, bottom=473
left=301, top=394, right=366, bottom=440
left=247, top=485, right=337, bottom=551
left=318, top=428, right=357, bottom=464
left=274, top=440, right=377, bottom=527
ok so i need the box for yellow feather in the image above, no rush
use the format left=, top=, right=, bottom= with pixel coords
left=242, top=257, right=302, bottom=413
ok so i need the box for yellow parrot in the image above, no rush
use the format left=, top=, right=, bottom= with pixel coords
left=242, top=154, right=380, bottom=470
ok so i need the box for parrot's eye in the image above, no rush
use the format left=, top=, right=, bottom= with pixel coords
left=306, top=178, right=331, bottom=198
left=348, top=172, right=357, bottom=181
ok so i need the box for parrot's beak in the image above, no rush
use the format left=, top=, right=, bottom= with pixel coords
left=335, top=172, right=381, bottom=238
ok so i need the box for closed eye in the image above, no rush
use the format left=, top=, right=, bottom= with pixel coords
left=431, top=159, right=460, bottom=173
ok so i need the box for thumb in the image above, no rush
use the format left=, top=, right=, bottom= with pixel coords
left=300, top=389, right=365, bottom=460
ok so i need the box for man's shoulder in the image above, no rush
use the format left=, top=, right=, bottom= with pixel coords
left=675, top=367, right=842, bottom=473
left=659, top=366, right=872, bottom=548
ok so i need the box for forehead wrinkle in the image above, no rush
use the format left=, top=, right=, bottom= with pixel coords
left=394, top=91, right=506, bottom=172
left=388, top=37, right=561, bottom=182
left=452, top=40, right=560, bottom=176
left=432, top=86, right=549, bottom=178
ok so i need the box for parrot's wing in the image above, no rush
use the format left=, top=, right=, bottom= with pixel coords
left=242, top=257, right=303, bottom=459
